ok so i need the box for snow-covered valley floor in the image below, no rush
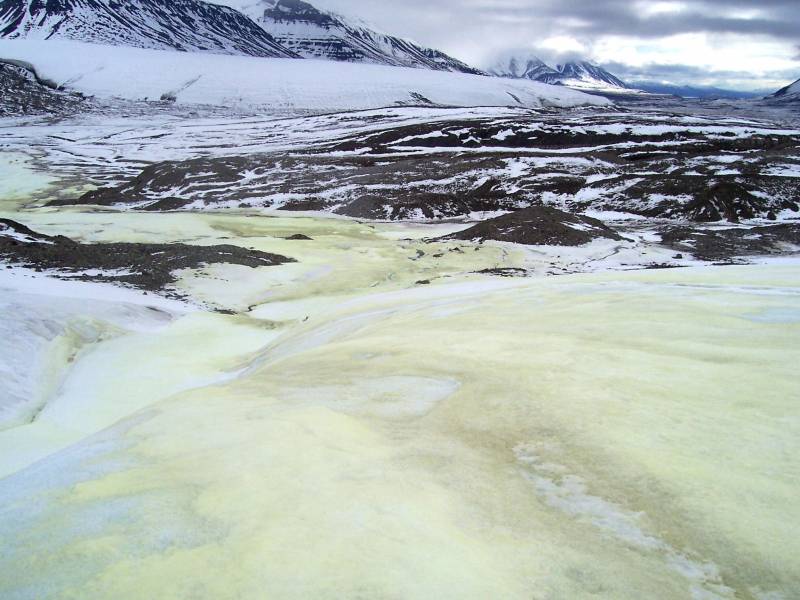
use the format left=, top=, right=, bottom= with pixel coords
left=1, top=101, right=799, bottom=599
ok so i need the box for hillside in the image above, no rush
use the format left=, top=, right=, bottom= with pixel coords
left=0, top=0, right=296, bottom=57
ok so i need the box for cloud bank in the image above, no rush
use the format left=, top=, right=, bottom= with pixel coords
left=312, top=0, right=800, bottom=90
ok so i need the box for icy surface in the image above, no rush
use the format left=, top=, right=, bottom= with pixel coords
left=0, top=259, right=798, bottom=599
left=0, top=39, right=608, bottom=111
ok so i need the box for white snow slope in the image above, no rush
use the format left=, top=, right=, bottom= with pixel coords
left=772, top=78, right=800, bottom=98
left=0, top=39, right=610, bottom=111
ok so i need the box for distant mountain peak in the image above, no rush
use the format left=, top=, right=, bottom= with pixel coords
left=489, top=55, right=628, bottom=91
left=217, top=0, right=483, bottom=74
left=554, top=61, right=628, bottom=89
left=489, top=54, right=556, bottom=80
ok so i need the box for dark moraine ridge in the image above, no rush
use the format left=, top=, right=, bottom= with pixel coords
left=441, top=206, right=623, bottom=246
left=0, top=219, right=293, bottom=292
left=660, top=223, right=800, bottom=262
left=0, top=62, right=86, bottom=116
left=57, top=111, right=800, bottom=224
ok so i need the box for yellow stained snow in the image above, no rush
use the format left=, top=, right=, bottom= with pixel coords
left=1, top=242, right=798, bottom=599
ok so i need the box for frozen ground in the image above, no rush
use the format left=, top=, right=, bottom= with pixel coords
left=0, top=90, right=799, bottom=599
left=0, top=250, right=798, bottom=599
left=4, top=100, right=798, bottom=271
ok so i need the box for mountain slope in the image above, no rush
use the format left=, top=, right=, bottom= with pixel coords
left=490, top=56, right=629, bottom=92
left=548, top=61, right=628, bottom=90
left=217, top=0, right=483, bottom=74
left=761, top=78, right=800, bottom=106
left=773, top=78, right=800, bottom=98
left=0, top=0, right=297, bottom=57
left=489, top=55, right=558, bottom=81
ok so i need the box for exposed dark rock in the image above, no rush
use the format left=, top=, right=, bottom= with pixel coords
left=278, top=197, right=332, bottom=212
left=1, top=0, right=297, bottom=58
left=660, top=224, right=800, bottom=261
left=75, top=157, right=254, bottom=208
left=286, top=234, right=313, bottom=240
left=473, top=267, right=528, bottom=277
left=442, top=206, right=623, bottom=246
left=48, top=111, right=800, bottom=225
left=0, top=219, right=293, bottom=292
left=335, top=179, right=516, bottom=220
left=685, top=181, right=764, bottom=223
left=0, top=62, right=85, bottom=117
left=141, top=197, right=195, bottom=211
left=614, top=175, right=787, bottom=223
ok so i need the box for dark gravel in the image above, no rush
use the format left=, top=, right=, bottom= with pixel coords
left=441, top=206, right=623, bottom=246
left=0, top=219, right=293, bottom=292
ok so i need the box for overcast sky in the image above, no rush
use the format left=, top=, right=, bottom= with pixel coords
left=311, top=0, right=799, bottom=91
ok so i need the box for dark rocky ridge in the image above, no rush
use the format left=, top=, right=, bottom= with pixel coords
left=659, top=223, right=800, bottom=262
left=765, top=78, right=800, bottom=107
left=0, top=219, right=293, bottom=291
left=0, top=61, right=86, bottom=116
left=772, top=78, right=800, bottom=98
left=61, top=111, right=800, bottom=225
left=441, top=206, right=623, bottom=246
left=0, top=0, right=298, bottom=58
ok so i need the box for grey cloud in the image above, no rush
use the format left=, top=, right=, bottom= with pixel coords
left=601, top=61, right=795, bottom=89
left=313, top=0, right=800, bottom=89
left=321, top=0, right=800, bottom=39
left=471, top=0, right=800, bottom=40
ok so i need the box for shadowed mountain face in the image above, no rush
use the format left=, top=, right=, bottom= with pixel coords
left=0, top=0, right=298, bottom=57
left=235, top=0, right=484, bottom=73
left=774, top=79, right=800, bottom=97
left=761, top=78, right=800, bottom=106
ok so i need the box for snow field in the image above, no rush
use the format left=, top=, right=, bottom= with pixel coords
left=0, top=39, right=610, bottom=111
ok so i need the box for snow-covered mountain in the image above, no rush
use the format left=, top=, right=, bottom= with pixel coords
left=0, top=0, right=297, bottom=57
left=548, top=61, right=628, bottom=90
left=771, top=78, right=800, bottom=99
left=488, top=56, right=558, bottom=81
left=216, top=0, right=483, bottom=74
left=490, top=56, right=629, bottom=92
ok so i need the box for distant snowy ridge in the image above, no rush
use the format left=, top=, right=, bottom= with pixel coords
left=214, top=0, right=483, bottom=74
left=0, top=39, right=610, bottom=111
left=631, top=82, right=761, bottom=100
left=490, top=55, right=631, bottom=92
left=772, top=78, right=800, bottom=98
left=490, top=56, right=558, bottom=81
left=0, top=0, right=296, bottom=57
